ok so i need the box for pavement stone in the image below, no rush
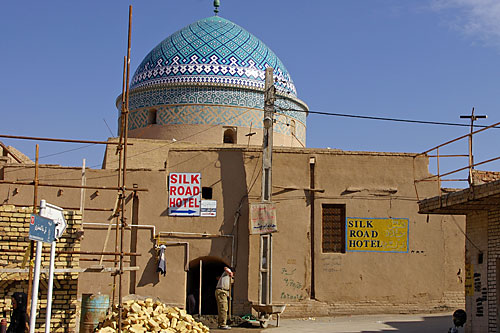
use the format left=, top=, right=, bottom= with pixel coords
left=215, top=312, right=465, bottom=333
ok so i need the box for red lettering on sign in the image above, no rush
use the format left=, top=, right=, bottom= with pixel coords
left=191, top=174, right=200, bottom=184
left=170, top=186, right=176, bottom=195
left=176, top=198, right=183, bottom=207
left=31, top=216, right=35, bottom=225
left=193, top=187, right=200, bottom=196
left=169, top=198, right=177, bottom=207
left=185, top=187, right=192, bottom=196
left=170, top=174, right=177, bottom=184
left=178, top=187, right=185, bottom=195
left=181, top=174, right=188, bottom=183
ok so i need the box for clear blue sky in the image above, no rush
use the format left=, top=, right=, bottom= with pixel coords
left=1, top=0, right=499, bottom=180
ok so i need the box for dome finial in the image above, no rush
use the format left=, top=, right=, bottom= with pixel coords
left=213, top=0, right=220, bottom=15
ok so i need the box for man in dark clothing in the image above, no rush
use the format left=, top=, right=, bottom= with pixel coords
left=7, top=292, right=28, bottom=333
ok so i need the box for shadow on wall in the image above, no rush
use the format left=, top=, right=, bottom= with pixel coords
left=214, top=150, right=249, bottom=259
left=214, top=150, right=250, bottom=304
left=137, top=247, right=160, bottom=287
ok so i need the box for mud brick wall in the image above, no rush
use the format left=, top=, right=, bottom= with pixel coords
left=0, top=205, right=81, bottom=333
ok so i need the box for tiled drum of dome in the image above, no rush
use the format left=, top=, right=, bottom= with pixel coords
left=130, top=16, right=297, bottom=96
left=128, top=105, right=306, bottom=143
left=127, top=87, right=306, bottom=124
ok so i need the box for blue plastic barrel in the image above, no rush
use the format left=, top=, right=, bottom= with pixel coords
left=79, top=293, right=110, bottom=333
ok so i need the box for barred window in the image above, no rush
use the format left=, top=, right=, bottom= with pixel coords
left=322, top=204, right=346, bottom=253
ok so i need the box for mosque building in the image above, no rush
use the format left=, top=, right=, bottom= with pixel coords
left=120, top=14, right=308, bottom=148
left=0, top=3, right=467, bottom=330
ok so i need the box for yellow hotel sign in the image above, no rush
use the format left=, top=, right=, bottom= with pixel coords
left=346, top=218, right=409, bottom=253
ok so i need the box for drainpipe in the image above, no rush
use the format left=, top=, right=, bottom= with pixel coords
left=309, top=156, right=316, bottom=299
left=158, top=231, right=234, bottom=268
left=82, top=222, right=156, bottom=237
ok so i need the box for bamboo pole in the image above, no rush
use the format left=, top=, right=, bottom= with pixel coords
left=1, top=248, right=141, bottom=256
left=112, top=54, right=128, bottom=306
left=0, top=134, right=131, bottom=145
left=80, top=159, right=86, bottom=220
left=118, top=6, right=132, bottom=331
left=27, top=144, right=39, bottom=315
left=0, top=180, right=147, bottom=191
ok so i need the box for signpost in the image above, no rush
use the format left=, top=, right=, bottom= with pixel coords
left=28, top=213, right=56, bottom=333
left=28, top=201, right=66, bottom=333
left=168, top=173, right=201, bottom=216
left=39, top=200, right=66, bottom=333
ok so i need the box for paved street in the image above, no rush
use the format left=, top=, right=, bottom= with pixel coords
left=221, top=312, right=463, bottom=332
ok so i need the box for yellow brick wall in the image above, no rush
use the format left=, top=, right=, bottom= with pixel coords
left=0, top=205, right=81, bottom=332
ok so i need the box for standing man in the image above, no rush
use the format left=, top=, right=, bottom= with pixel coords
left=215, top=267, right=234, bottom=330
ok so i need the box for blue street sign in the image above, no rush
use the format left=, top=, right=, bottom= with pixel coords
left=29, top=214, right=56, bottom=243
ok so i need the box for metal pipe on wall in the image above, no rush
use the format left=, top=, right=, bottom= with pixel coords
left=157, top=231, right=234, bottom=269
left=199, top=260, right=202, bottom=315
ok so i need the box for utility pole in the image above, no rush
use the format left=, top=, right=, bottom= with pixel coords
left=262, top=67, right=275, bottom=202
left=259, top=68, right=275, bottom=305
left=460, top=107, right=487, bottom=185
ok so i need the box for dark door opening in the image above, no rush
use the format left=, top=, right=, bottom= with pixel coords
left=187, top=257, right=227, bottom=315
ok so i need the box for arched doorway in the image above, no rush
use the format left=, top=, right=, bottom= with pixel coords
left=223, top=128, right=237, bottom=144
left=186, top=257, right=227, bottom=315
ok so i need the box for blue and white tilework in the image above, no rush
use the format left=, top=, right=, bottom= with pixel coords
left=123, top=15, right=308, bottom=145
left=130, top=16, right=297, bottom=96
left=127, top=86, right=307, bottom=124
left=128, top=104, right=306, bottom=144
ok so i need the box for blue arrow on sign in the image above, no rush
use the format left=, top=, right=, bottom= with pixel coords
left=170, top=209, right=197, bottom=214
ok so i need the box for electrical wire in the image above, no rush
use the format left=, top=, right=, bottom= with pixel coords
left=3, top=102, right=498, bottom=179
left=8, top=107, right=254, bottom=180
left=275, top=106, right=500, bottom=129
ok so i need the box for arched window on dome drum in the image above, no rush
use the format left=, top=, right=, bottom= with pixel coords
left=290, top=120, right=296, bottom=136
left=223, top=127, right=237, bottom=144
left=147, top=109, right=157, bottom=125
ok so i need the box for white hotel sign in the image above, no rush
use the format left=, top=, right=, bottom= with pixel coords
left=168, top=173, right=201, bottom=217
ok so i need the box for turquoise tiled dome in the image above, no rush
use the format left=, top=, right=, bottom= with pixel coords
left=130, top=16, right=297, bottom=96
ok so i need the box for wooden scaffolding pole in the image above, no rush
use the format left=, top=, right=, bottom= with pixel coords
left=27, top=144, right=39, bottom=314
left=118, top=6, right=132, bottom=332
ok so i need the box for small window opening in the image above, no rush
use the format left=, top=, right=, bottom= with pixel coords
left=148, top=109, right=157, bottom=125
left=290, top=120, right=296, bottom=136
left=223, top=127, right=237, bottom=144
left=202, top=187, right=213, bottom=199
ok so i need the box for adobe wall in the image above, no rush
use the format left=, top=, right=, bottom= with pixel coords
left=0, top=205, right=81, bottom=332
left=127, top=122, right=304, bottom=148
left=0, top=142, right=466, bottom=318
left=246, top=150, right=465, bottom=315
